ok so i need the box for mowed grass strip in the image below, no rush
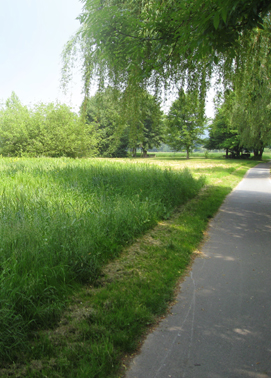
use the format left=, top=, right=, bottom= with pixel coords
left=0, top=157, right=204, bottom=363
left=0, top=157, right=259, bottom=377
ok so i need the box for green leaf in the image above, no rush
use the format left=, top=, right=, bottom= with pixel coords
left=213, top=13, right=220, bottom=29
left=221, top=8, right=227, bottom=24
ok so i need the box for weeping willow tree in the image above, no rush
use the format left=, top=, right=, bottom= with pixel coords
left=219, top=16, right=271, bottom=156
left=61, top=0, right=271, bottom=145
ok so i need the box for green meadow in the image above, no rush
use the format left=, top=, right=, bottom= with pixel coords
left=0, top=156, right=260, bottom=377
left=0, top=158, right=204, bottom=357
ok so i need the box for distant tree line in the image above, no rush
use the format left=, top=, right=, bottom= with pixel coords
left=0, top=89, right=206, bottom=159
left=2, top=70, right=271, bottom=160
left=0, top=92, right=96, bottom=158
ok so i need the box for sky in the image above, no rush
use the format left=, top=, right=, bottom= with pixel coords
left=0, top=1, right=215, bottom=117
left=0, top=0, right=85, bottom=111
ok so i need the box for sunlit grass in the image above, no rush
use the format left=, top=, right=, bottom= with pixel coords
left=0, top=156, right=260, bottom=377
left=0, top=157, right=205, bottom=363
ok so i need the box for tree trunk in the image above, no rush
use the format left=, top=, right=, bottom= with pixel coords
left=142, top=149, right=148, bottom=158
left=132, top=148, right=137, bottom=157
left=226, top=148, right=229, bottom=158
left=186, top=149, right=190, bottom=159
left=253, top=149, right=259, bottom=157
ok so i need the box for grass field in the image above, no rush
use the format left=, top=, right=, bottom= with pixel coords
left=154, top=150, right=271, bottom=159
left=0, top=156, right=262, bottom=377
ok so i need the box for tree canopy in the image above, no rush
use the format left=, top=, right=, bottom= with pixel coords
left=205, top=82, right=271, bottom=158
left=83, top=87, right=164, bottom=157
left=226, top=22, right=271, bottom=154
left=166, top=89, right=205, bottom=158
left=62, top=0, right=271, bottom=100
left=61, top=0, right=271, bottom=154
left=205, top=106, right=242, bottom=157
left=83, top=87, right=128, bottom=157
left=0, top=93, right=96, bottom=158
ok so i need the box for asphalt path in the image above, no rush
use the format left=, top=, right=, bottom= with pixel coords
left=126, top=162, right=271, bottom=378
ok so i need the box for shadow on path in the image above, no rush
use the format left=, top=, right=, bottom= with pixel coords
left=126, top=163, right=271, bottom=378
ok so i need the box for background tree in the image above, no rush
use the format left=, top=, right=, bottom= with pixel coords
left=83, top=87, right=129, bottom=157
left=138, top=109, right=165, bottom=157
left=166, top=89, right=205, bottom=159
left=31, top=102, right=96, bottom=158
left=0, top=93, right=97, bottom=157
left=205, top=107, right=242, bottom=157
left=206, top=77, right=271, bottom=159
left=84, top=87, right=164, bottom=157
left=0, top=92, right=31, bottom=156
left=125, top=90, right=164, bottom=157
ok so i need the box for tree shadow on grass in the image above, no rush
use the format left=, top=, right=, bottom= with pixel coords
left=125, top=182, right=271, bottom=378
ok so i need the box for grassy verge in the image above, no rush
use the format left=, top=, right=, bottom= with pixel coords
left=0, top=157, right=259, bottom=377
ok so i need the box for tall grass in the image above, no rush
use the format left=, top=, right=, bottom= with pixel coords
left=0, top=157, right=205, bottom=361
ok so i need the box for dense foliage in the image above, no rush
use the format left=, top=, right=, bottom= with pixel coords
left=166, top=89, right=205, bottom=158
left=62, top=0, right=271, bottom=95
left=83, top=87, right=164, bottom=156
left=205, top=105, right=243, bottom=157
left=225, top=21, right=271, bottom=154
left=206, top=20, right=271, bottom=161
left=83, top=87, right=128, bottom=157
left=0, top=90, right=166, bottom=158
left=61, top=1, right=271, bottom=154
left=0, top=93, right=96, bottom=158
left=205, top=89, right=270, bottom=158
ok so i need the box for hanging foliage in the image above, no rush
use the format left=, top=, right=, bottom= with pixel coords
left=62, top=0, right=271, bottom=99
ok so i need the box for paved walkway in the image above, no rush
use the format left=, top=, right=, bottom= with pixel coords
left=126, top=162, right=271, bottom=378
